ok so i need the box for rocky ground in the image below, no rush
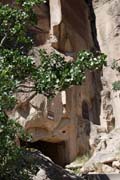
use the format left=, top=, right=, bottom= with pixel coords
left=27, top=151, right=115, bottom=180
left=29, top=127, right=120, bottom=179
left=81, top=128, right=120, bottom=174
left=26, top=149, right=120, bottom=180
left=65, top=127, right=120, bottom=175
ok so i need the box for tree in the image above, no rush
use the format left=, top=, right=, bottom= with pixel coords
left=0, top=0, right=107, bottom=179
left=0, top=1, right=45, bottom=179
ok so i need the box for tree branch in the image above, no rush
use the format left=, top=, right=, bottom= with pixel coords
left=0, top=34, right=7, bottom=47
left=16, top=84, right=35, bottom=89
left=16, top=89, right=35, bottom=93
left=32, top=25, right=49, bottom=33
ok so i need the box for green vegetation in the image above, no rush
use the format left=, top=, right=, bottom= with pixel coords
left=112, top=59, right=120, bottom=91
left=66, top=153, right=91, bottom=175
left=74, top=153, right=91, bottom=165
left=34, top=50, right=106, bottom=97
left=112, top=80, right=120, bottom=91
left=0, top=0, right=106, bottom=179
left=0, top=1, right=45, bottom=179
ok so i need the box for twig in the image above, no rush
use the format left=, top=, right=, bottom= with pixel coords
left=0, top=34, right=7, bottom=47
left=32, top=25, right=49, bottom=33
left=15, top=92, right=37, bottom=109
left=26, top=91, right=37, bottom=102
left=16, top=84, right=35, bottom=89
left=113, top=58, right=120, bottom=62
left=16, top=89, right=35, bottom=93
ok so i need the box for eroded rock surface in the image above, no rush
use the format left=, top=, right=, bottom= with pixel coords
left=93, top=0, right=120, bottom=129
left=29, top=151, right=111, bottom=180
left=81, top=128, right=120, bottom=174
left=7, top=0, right=102, bottom=166
left=31, top=152, right=81, bottom=180
left=4, top=0, right=120, bottom=173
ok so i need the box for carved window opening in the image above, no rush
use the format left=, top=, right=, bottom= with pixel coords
left=82, top=100, right=89, bottom=120
left=47, top=111, right=54, bottom=120
left=47, top=99, right=54, bottom=121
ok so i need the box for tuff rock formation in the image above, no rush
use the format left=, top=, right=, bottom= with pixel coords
left=65, top=0, right=120, bottom=174
left=8, top=0, right=102, bottom=166
left=81, top=128, right=120, bottom=174
left=67, top=0, right=120, bottom=174
left=93, top=0, right=120, bottom=130
left=4, top=0, right=120, bottom=175
left=27, top=151, right=112, bottom=180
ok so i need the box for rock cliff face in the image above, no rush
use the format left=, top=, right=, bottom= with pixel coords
left=93, top=0, right=120, bottom=130
left=79, top=0, right=120, bottom=174
left=7, top=0, right=102, bottom=166
left=81, top=128, right=120, bottom=174
left=5, top=0, right=120, bottom=170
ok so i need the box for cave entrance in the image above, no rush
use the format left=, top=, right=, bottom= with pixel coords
left=24, top=140, right=67, bottom=167
left=82, top=100, right=89, bottom=120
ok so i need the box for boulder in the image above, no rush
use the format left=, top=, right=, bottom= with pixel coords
left=81, top=128, right=120, bottom=173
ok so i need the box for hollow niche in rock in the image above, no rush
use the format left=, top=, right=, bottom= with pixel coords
left=21, top=140, right=67, bottom=167
left=82, top=100, right=89, bottom=120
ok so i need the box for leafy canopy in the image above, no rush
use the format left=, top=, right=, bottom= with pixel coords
left=0, top=0, right=44, bottom=179
left=33, top=50, right=106, bottom=97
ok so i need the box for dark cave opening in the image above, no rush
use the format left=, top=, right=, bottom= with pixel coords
left=21, top=140, right=66, bottom=167
left=82, top=100, right=89, bottom=120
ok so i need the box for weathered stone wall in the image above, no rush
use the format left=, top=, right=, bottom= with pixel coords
left=6, top=0, right=102, bottom=165
left=53, top=0, right=93, bottom=52
left=93, top=0, right=120, bottom=130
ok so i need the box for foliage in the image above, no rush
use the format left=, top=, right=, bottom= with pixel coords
left=74, top=153, right=91, bottom=165
left=0, top=0, right=45, bottom=52
left=67, top=153, right=91, bottom=175
left=0, top=112, right=37, bottom=180
left=0, top=0, right=44, bottom=179
left=111, top=59, right=120, bottom=72
left=33, top=50, right=106, bottom=97
left=111, top=59, right=120, bottom=91
left=16, top=0, right=46, bottom=10
left=112, top=81, right=120, bottom=91
left=0, top=4, right=31, bottom=52
left=0, top=0, right=106, bottom=179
